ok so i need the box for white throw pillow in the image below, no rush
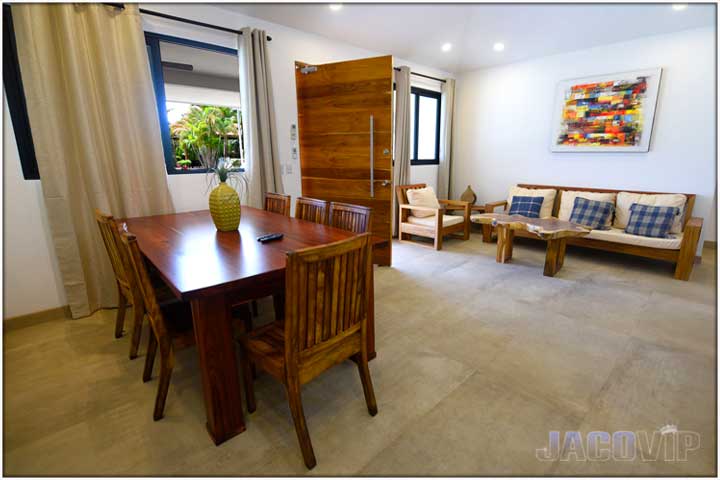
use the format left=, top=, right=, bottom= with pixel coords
left=406, top=186, right=440, bottom=218
left=506, top=186, right=557, bottom=218
left=558, top=191, right=617, bottom=228
left=614, top=192, right=687, bottom=234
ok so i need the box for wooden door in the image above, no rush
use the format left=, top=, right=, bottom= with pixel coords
left=295, top=55, right=393, bottom=266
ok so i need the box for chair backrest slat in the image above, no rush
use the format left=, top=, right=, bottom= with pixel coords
left=295, top=197, right=329, bottom=224
left=95, top=210, right=130, bottom=289
left=120, top=231, right=168, bottom=339
left=284, top=234, right=371, bottom=359
left=265, top=192, right=291, bottom=216
left=328, top=202, right=372, bottom=234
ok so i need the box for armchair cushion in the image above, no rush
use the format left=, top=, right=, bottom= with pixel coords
left=506, top=186, right=556, bottom=218
left=406, top=186, right=440, bottom=218
left=508, top=196, right=543, bottom=218
left=407, top=215, right=464, bottom=228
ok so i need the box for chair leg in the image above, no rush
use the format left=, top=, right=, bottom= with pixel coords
left=143, top=332, right=157, bottom=383
left=128, top=302, right=144, bottom=360
left=114, top=285, right=127, bottom=339
left=153, top=349, right=174, bottom=421
left=251, top=300, right=259, bottom=317
left=434, top=233, right=443, bottom=250
left=239, top=345, right=256, bottom=413
left=286, top=379, right=317, bottom=469
left=353, top=353, right=378, bottom=416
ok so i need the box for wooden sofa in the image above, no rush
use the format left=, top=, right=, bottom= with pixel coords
left=480, top=184, right=703, bottom=281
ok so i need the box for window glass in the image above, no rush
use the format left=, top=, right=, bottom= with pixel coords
left=417, top=95, right=438, bottom=159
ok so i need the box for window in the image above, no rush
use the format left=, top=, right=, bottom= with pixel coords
left=410, top=86, right=441, bottom=165
left=3, top=4, right=40, bottom=180
left=145, top=33, right=244, bottom=174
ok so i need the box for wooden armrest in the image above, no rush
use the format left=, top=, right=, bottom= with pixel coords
left=485, top=200, right=507, bottom=212
left=438, top=199, right=469, bottom=207
left=685, top=217, right=704, bottom=230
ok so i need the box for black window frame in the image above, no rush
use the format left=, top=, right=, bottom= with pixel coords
left=410, top=86, right=441, bottom=166
left=3, top=4, right=40, bottom=180
left=144, top=32, right=243, bottom=175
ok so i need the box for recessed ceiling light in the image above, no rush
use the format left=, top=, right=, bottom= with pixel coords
left=441, top=42, right=452, bottom=52
left=329, top=4, right=342, bottom=11
left=493, top=42, right=505, bottom=52
left=672, top=4, right=688, bottom=10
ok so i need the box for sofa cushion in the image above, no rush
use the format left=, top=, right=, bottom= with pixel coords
left=406, top=186, right=440, bottom=218
left=558, top=190, right=617, bottom=227
left=407, top=214, right=464, bottom=228
left=625, top=204, right=679, bottom=238
left=506, top=186, right=556, bottom=218
left=585, top=227, right=683, bottom=250
left=569, top=197, right=615, bottom=230
left=614, top=192, right=686, bottom=234
left=508, top=196, right=543, bottom=218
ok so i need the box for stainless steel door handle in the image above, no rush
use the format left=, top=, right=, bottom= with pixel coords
left=369, top=115, right=374, bottom=198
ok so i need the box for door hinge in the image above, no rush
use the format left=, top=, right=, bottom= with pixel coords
left=299, top=65, right=318, bottom=75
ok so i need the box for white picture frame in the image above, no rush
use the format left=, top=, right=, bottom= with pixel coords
left=550, top=68, right=662, bottom=153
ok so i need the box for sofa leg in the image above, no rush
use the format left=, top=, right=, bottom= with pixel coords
left=674, top=258, right=694, bottom=281
left=674, top=220, right=702, bottom=281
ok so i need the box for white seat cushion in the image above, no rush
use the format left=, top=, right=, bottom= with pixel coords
left=406, top=186, right=440, bottom=218
left=614, top=192, right=686, bottom=234
left=506, top=186, right=556, bottom=218
left=558, top=190, right=617, bottom=228
left=585, top=227, right=683, bottom=250
left=407, top=215, right=464, bottom=228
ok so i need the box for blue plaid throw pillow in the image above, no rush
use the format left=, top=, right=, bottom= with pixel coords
left=625, top=203, right=679, bottom=238
left=508, top=195, right=543, bottom=218
left=569, top=197, right=615, bottom=230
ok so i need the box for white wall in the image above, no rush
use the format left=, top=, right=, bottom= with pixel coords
left=453, top=27, right=716, bottom=249
left=3, top=4, right=450, bottom=317
left=3, top=96, right=67, bottom=318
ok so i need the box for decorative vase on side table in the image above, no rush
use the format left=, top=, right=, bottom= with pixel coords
left=460, top=185, right=477, bottom=205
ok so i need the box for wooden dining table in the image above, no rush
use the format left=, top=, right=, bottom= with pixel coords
left=123, top=207, right=377, bottom=446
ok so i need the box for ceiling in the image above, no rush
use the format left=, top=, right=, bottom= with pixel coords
left=221, top=3, right=715, bottom=74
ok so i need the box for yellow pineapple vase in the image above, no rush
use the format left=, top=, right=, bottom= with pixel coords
left=209, top=181, right=241, bottom=231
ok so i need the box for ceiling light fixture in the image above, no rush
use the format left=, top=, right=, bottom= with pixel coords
left=672, top=4, right=688, bottom=10
left=441, top=42, right=452, bottom=52
left=329, top=4, right=343, bottom=11
left=493, top=42, right=505, bottom=52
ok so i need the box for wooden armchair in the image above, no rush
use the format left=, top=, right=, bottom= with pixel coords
left=396, top=183, right=471, bottom=250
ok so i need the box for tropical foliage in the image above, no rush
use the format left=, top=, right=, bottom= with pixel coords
left=169, top=105, right=244, bottom=170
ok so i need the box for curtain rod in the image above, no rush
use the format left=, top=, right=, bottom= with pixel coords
left=394, top=67, right=446, bottom=84
left=104, top=4, right=272, bottom=41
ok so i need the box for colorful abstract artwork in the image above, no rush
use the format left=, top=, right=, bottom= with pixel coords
left=551, top=68, right=662, bottom=152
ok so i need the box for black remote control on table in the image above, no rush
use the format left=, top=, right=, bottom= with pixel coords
left=257, top=233, right=284, bottom=243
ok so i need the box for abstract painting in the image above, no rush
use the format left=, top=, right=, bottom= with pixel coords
left=551, top=68, right=662, bottom=152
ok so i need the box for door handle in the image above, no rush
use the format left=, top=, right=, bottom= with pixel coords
left=369, top=115, right=374, bottom=198
left=374, top=179, right=391, bottom=187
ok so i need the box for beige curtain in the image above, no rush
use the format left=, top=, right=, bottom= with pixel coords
left=238, top=28, right=283, bottom=209
left=13, top=4, right=175, bottom=318
left=437, top=78, right=455, bottom=199
left=392, top=66, right=412, bottom=236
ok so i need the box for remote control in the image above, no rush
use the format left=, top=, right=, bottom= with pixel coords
left=257, top=233, right=284, bottom=243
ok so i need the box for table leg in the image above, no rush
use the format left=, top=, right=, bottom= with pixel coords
left=556, top=238, right=567, bottom=270
left=191, top=294, right=246, bottom=445
left=496, top=226, right=513, bottom=263
left=544, top=239, right=562, bottom=277
left=367, top=265, right=376, bottom=360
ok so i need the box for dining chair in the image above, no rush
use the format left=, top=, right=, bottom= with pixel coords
left=295, top=197, right=329, bottom=224
left=95, top=210, right=145, bottom=359
left=264, top=192, right=291, bottom=216
left=328, top=202, right=372, bottom=234
left=238, top=233, right=377, bottom=469
left=121, top=230, right=252, bottom=421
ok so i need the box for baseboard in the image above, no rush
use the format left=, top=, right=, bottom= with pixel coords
left=704, top=240, right=716, bottom=250
left=3, top=305, right=71, bottom=332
